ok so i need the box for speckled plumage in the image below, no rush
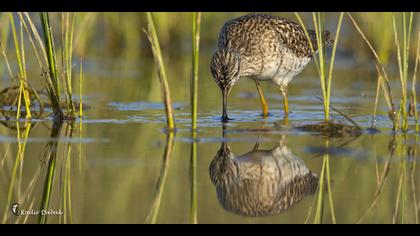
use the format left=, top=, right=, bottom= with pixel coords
left=209, top=138, right=318, bottom=217
left=210, top=14, right=333, bottom=119
left=211, top=13, right=332, bottom=90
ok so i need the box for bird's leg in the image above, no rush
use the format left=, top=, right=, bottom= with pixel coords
left=255, top=81, right=269, bottom=117
left=280, top=85, right=289, bottom=118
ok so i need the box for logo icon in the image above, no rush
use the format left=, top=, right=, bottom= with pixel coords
left=10, top=203, right=20, bottom=216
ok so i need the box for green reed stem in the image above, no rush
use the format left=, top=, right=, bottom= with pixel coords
left=9, top=13, right=24, bottom=80
left=311, top=13, right=328, bottom=120
left=20, top=29, right=32, bottom=120
left=10, top=13, right=32, bottom=119
left=63, top=13, right=76, bottom=116
left=191, top=12, right=201, bottom=130
left=40, top=12, right=62, bottom=118
left=144, top=12, right=175, bottom=130
left=41, top=13, right=58, bottom=94
left=79, top=59, right=83, bottom=172
left=189, top=13, right=201, bottom=222
left=326, top=13, right=344, bottom=123
left=296, top=12, right=343, bottom=121
left=392, top=13, right=414, bottom=132
left=79, top=59, right=83, bottom=118
left=412, top=33, right=420, bottom=132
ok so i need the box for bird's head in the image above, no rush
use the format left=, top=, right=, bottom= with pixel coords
left=210, top=48, right=241, bottom=96
left=210, top=48, right=241, bottom=121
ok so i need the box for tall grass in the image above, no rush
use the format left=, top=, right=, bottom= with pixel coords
left=191, top=12, right=201, bottom=130
left=410, top=32, right=420, bottom=132
left=79, top=59, right=83, bottom=118
left=295, top=12, right=344, bottom=121
left=392, top=13, right=414, bottom=132
left=9, top=12, right=79, bottom=121
left=143, top=12, right=175, bottom=131
left=7, top=13, right=32, bottom=120
left=78, top=59, right=84, bottom=172
left=189, top=12, right=201, bottom=224
left=348, top=12, right=420, bottom=132
left=346, top=13, right=396, bottom=129
left=61, top=13, right=77, bottom=116
left=40, top=12, right=63, bottom=119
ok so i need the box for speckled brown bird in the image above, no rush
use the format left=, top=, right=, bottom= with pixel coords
left=209, top=134, right=318, bottom=217
left=210, top=13, right=333, bottom=121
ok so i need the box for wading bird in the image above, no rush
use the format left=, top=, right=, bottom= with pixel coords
left=210, top=13, right=333, bottom=122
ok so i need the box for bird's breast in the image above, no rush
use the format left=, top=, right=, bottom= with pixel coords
left=243, top=48, right=311, bottom=86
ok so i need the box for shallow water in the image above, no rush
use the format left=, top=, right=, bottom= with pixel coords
left=1, top=13, right=420, bottom=224
left=1, top=67, right=419, bottom=224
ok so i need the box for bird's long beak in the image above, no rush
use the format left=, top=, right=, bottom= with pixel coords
left=222, top=90, right=229, bottom=122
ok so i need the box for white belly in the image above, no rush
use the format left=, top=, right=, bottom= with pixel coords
left=252, top=49, right=311, bottom=86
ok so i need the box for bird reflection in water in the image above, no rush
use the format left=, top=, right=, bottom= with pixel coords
left=209, top=126, right=319, bottom=217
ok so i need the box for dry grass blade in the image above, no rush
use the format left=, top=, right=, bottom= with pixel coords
left=410, top=32, right=420, bottom=132
left=0, top=40, right=14, bottom=79
left=346, top=12, right=397, bottom=126
left=143, top=12, right=175, bottom=130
